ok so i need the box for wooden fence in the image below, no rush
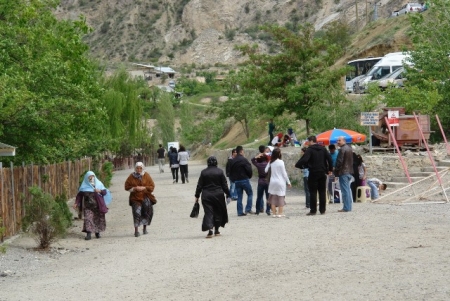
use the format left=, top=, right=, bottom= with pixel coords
left=0, top=155, right=154, bottom=240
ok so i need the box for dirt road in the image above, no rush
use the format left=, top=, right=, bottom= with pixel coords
left=1, top=160, right=450, bottom=300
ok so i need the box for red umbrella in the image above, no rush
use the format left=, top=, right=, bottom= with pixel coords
left=316, top=128, right=366, bottom=146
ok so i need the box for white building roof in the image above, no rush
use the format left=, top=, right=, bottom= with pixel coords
left=0, top=142, right=16, bottom=156
left=156, top=67, right=176, bottom=74
left=132, top=63, right=155, bottom=69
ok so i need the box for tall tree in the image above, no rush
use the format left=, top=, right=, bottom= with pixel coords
left=367, top=1, right=449, bottom=139
left=179, top=100, right=194, bottom=144
left=0, top=0, right=106, bottom=163
left=101, top=68, right=149, bottom=155
left=407, top=0, right=450, bottom=134
left=156, top=93, right=175, bottom=145
left=234, top=24, right=350, bottom=135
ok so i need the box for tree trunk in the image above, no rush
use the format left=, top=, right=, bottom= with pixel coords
left=306, top=119, right=311, bottom=136
left=239, top=119, right=250, bottom=139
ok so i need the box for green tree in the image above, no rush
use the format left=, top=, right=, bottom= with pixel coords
left=407, top=0, right=450, bottom=134
left=100, top=68, right=150, bottom=155
left=217, top=91, right=261, bottom=138
left=234, top=24, right=349, bottom=135
left=156, top=93, right=175, bottom=144
left=0, top=0, right=106, bottom=163
left=179, top=100, right=194, bottom=144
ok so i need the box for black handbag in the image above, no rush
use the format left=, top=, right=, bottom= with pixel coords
left=190, top=202, right=200, bottom=218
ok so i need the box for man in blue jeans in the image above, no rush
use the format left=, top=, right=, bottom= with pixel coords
left=229, top=145, right=254, bottom=216
left=225, top=149, right=238, bottom=200
left=334, top=136, right=354, bottom=212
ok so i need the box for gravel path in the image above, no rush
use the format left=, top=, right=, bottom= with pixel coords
left=1, top=160, right=450, bottom=300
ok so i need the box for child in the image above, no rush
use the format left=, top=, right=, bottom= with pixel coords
left=367, top=178, right=387, bottom=200
left=356, top=155, right=369, bottom=198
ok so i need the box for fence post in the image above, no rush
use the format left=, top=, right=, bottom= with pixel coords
left=68, top=160, right=71, bottom=197
left=0, top=162, right=3, bottom=242
left=10, top=161, right=15, bottom=234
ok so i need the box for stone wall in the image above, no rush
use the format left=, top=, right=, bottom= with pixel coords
left=211, top=145, right=447, bottom=187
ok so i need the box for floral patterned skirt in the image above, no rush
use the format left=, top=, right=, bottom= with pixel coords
left=83, top=208, right=106, bottom=233
left=131, top=198, right=153, bottom=227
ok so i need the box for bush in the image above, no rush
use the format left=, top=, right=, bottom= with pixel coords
left=21, top=187, right=72, bottom=249
left=0, top=217, right=6, bottom=253
left=225, top=27, right=236, bottom=41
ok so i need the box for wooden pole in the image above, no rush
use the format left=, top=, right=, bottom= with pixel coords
left=366, top=0, right=369, bottom=24
left=10, top=161, right=15, bottom=234
left=0, top=162, right=3, bottom=242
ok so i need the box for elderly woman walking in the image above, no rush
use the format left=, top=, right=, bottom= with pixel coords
left=125, top=162, right=156, bottom=237
left=194, top=156, right=230, bottom=238
left=73, top=171, right=109, bottom=240
left=265, top=148, right=291, bottom=217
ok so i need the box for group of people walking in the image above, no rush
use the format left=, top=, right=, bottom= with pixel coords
left=194, top=144, right=292, bottom=238
left=158, top=144, right=190, bottom=184
left=73, top=138, right=387, bottom=240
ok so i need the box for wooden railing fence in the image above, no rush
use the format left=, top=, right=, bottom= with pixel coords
left=0, top=155, right=154, bottom=240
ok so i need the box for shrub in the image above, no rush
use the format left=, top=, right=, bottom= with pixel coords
left=225, top=27, right=236, bottom=41
left=0, top=217, right=6, bottom=253
left=21, top=187, right=72, bottom=249
left=100, top=21, right=110, bottom=34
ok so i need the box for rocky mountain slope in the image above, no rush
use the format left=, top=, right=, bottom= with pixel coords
left=56, top=0, right=411, bottom=67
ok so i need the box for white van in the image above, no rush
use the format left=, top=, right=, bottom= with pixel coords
left=353, top=52, right=411, bottom=93
left=395, top=3, right=422, bottom=15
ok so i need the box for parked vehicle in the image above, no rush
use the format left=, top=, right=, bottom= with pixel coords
left=168, top=80, right=176, bottom=88
left=353, top=52, right=411, bottom=93
left=395, top=3, right=422, bottom=16
left=377, top=67, right=406, bottom=90
left=345, top=57, right=382, bottom=93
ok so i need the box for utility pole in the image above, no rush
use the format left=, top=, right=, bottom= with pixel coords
left=355, top=0, right=359, bottom=30
left=366, top=0, right=369, bottom=24
left=373, top=1, right=380, bottom=21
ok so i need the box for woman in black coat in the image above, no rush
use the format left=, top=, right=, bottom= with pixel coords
left=194, top=156, right=231, bottom=238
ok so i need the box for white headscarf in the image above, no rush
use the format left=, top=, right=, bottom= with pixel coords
left=135, top=162, right=145, bottom=176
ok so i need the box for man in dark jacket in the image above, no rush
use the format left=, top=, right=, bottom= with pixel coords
left=229, top=145, right=254, bottom=216
left=295, top=136, right=333, bottom=215
left=334, top=136, right=354, bottom=212
left=225, top=149, right=238, bottom=200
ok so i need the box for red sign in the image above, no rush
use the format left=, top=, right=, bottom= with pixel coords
left=388, top=110, right=399, bottom=126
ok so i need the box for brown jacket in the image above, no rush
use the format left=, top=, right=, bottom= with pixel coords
left=334, top=144, right=354, bottom=176
left=125, top=172, right=155, bottom=203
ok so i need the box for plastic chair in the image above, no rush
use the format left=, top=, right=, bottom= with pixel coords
left=356, top=186, right=371, bottom=203
left=333, top=189, right=342, bottom=203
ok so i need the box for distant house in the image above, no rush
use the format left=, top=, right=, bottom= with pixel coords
left=129, top=63, right=177, bottom=83
left=131, top=63, right=155, bottom=81
left=0, top=142, right=16, bottom=156
left=155, top=67, right=176, bottom=79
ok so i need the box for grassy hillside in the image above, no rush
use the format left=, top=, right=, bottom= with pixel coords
left=336, top=13, right=413, bottom=66
left=203, top=14, right=414, bottom=150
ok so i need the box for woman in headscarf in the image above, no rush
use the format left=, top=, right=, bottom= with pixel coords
left=73, top=171, right=109, bottom=240
left=194, top=156, right=230, bottom=238
left=125, top=162, right=156, bottom=237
